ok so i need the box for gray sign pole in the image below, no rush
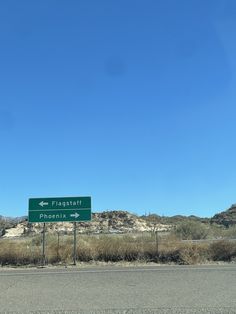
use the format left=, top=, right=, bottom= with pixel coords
left=155, top=229, right=159, bottom=256
left=73, top=222, right=77, bottom=265
left=42, top=223, right=46, bottom=266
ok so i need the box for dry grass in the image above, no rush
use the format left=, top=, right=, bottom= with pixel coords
left=0, top=238, right=41, bottom=265
left=0, top=234, right=236, bottom=266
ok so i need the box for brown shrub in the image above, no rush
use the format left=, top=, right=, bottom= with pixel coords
left=178, top=243, right=209, bottom=265
left=93, top=236, right=140, bottom=262
left=209, top=240, right=236, bottom=261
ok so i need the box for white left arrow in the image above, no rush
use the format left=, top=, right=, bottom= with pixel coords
left=70, top=212, right=80, bottom=218
left=39, top=201, right=49, bottom=207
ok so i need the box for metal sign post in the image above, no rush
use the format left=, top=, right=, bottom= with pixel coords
left=73, top=222, right=77, bottom=265
left=42, top=223, right=46, bottom=266
left=155, top=229, right=159, bottom=256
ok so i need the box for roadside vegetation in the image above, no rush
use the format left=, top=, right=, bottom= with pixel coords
left=1, top=224, right=236, bottom=266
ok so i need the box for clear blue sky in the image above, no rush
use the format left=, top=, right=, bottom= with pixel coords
left=1, top=0, right=236, bottom=218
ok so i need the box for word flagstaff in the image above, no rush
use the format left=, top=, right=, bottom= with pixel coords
left=51, top=200, right=82, bottom=208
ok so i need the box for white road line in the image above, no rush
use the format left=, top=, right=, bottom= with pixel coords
left=0, top=265, right=235, bottom=276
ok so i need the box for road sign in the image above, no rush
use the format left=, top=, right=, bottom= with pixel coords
left=28, top=197, right=91, bottom=223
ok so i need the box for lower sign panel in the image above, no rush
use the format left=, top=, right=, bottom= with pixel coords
left=28, top=209, right=91, bottom=223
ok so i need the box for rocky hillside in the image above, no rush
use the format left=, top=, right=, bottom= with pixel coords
left=0, top=216, right=27, bottom=237
left=1, top=211, right=172, bottom=238
left=141, top=213, right=209, bottom=225
left=2, top=204, right=236, bottom=238
left=211, top=204, right=236, bottom=227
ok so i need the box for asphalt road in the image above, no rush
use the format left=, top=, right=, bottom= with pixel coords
left=0, top=265, right=236, bottom=314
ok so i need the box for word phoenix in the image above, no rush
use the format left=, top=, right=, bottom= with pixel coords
left=39, top=213, right=66, bottom=220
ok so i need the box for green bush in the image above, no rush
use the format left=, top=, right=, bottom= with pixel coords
left=173, top=221, right=209, bottom=240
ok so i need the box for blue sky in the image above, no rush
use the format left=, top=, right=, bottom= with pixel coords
left=0, top=0, right=236, bottom=218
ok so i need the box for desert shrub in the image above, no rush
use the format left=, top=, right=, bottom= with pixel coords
left=122, top=242, right=140, bottom=261
left=222, top=226, right=236, bottom=239
left=59, top=242, right=74, bottom=263
left=173, top=221, right=209, bottom=240
left=77, top=239, right=94, bottom=262
left=46, top=234, right=75, bottom=264
left=0, top=240, right=41, bottom=265
left=158, top=249, right=182, bottom=263
left=178, top=243, right=209, bottom=264
left=157, top=243, right=209, bottom=265
left=95, top=237, right=122, bottom=262
left=31, top=234, right=42, bottom=246
left=81, top=235, right=141, bottom=262
left=208, top=224, right=236, bottom=239
left=209, top=240, right=236, bottom=261
left=95, top=237, right=128, bottom=262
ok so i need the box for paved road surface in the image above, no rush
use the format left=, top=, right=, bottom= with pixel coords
left=0, top=265, right=236, bottom=313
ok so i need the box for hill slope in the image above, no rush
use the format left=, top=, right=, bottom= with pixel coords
left=211, top=204, right=236, bottom=227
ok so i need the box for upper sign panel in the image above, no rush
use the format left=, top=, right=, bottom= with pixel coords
left=29, top=196, right=91, bottom=211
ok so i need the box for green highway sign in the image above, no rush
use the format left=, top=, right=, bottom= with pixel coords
left=28, top=197, right=91, bottom=223
left=29, top=197, right=91, bottom=211
left=29, top=209, right=91, bottom=223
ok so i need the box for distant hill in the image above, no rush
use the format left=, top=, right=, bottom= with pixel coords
left=211, top=204, right=236, bottom=227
